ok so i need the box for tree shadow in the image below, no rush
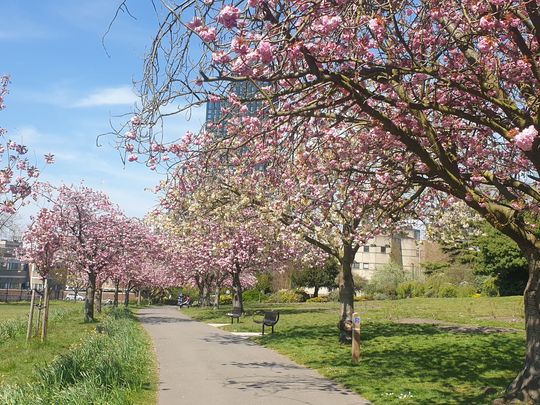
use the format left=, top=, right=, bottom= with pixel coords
left=202, top=333, right=258, bottom=346
left=260, top=322, right=524, bottom=404
left=138, top=315, right=195, bottom=325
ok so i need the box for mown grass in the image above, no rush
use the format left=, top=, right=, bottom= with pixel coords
left=0, top=301, right=82, bottom=343
left=0, top=307, right=157, bottom=404
left=183, top=297, right=525, bottom=404
left=0, top=301, right=35, bottom=321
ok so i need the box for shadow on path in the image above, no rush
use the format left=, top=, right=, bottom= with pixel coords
left=202, top=333, right=258, bottom=346
left=138, top=314, right=195, bottom=325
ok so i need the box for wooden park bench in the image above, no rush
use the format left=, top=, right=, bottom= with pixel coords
left=253, top=310, right=280, bottom=335
left=226, top=307, right=242, bottom=323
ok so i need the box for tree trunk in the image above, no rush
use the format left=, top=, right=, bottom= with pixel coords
left=96, top=288, right=103, bottom=313
left=213, top=285, right=221, bottom=308
left=113, top=280, right=120, bottom=307
left=232, top=266, right=244, bottom=312
left=313, top=285, right=320, bottom=298
left=137, top=289, right=141, bottom=305
left=85, top=272, right=96, bottom=322
left=200, top=283, right=211, bottom=307
left=124, top=287, right=130, bottom=308
left=338, top=243, right=355, bottom=343
left=26, top=289, right=36, bottom=341
left=40, top=278, right=50, bottom=342
left=501, top=250, right=540, bottom=403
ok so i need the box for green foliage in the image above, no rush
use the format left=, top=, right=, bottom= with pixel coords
left=353, top=274, right=368, bottom=293
left=255, top=272, right=273, bottom=294
left=474, top=223, right=528, bottom=296
left=396, top=280, right=425, bottom=299
left=291, top=257, right=339, bottom=296
left=0, top=308, right=156, bottom=404
left=267, top=289, right=308, bottom=303
left=306, top=296, right=328, bottom=303
left=437, top=283, right=458, bottom=298
left=422, top=261, right=450, bottom=276
left=242, top=289, right=269, bottom=303
left=219, top=294, right=233, bottom=305
left=480, top=276, right=500, bottom=297
left=365, top=262, right=407, bottom=298
left=327, top=289, right=340, bottom=302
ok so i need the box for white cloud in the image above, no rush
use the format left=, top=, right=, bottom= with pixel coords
left=73, top=86, right=138, bottom=107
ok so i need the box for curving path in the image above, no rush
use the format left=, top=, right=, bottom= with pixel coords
left=138, top=306, right=370, bottom=405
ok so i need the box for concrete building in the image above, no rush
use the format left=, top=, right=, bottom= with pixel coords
left=206, top=81, right=263, bottom=135
left=0, top=239, right=30, bottom=289
left=353, top=229, right=425, bottom=280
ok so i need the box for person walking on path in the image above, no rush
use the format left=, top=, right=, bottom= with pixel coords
left=138, top=306, right=371, bottom=405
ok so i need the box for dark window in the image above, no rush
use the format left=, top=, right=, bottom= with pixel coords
left=363, top=246, right=369, bottom=253
left=381, top=246, right=387, bottom=253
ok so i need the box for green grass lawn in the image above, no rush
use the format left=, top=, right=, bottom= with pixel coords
left=0, top=301, right=93, bottom=385
left=183, top=297, right=525, bottom=404
left=0, top=303, right=158, bottom=405
left=0, top=300, right=83, bottom=321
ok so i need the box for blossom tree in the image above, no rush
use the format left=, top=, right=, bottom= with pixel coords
left=104, top=217, right=170, bottom=307
left=20, top=208, right=62, bottom=341
left=158, top=126, right=415, bottom=338
left=0, top=75, right=54, bottom=221
left=116, top=0, right=540, bottom=399
left=155, top=171, right=317, bottom=312
left=46, top=185, right=126, bottom=322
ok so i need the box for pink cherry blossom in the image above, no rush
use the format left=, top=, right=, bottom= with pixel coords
left=514, top=125, right=538, bottom=151
left=217, top=6, right=240, bottom=29
left=257, top=41, right=273, bottom=64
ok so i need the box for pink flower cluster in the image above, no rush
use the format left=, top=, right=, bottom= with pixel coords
left=514, top=125, right=538, bottom=152
left=217, top=6, right=240, bottom=29
left=314, top=15, right=342, bottom=35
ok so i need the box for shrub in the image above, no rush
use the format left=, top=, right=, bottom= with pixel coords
left=456, top=283, right=478, bottom=298
left=267, top=289, right=306, bottom=303
left=242, top=289, right=265, bottom=302
left=327, top=289, right=340, bottom=302
left=219, top=294, right=232, bottom=305
left=365, top=262, right=407, bottom=298
left=480, top=276, right=500, bottom=297
left=294, top=289, right=310, bottom=302
left=396, top=280, right=425, bottom=299
left=438, top=283, right=458, bottom=298
left=306, top=296, right=328, bottom=303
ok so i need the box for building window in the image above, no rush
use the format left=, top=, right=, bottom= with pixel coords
left=7, top=262, right=19, bottom=271
left=362, top=263, right=369, bottom=270
left=352, top=262, right=361, bottom=270
left=363, top=246, right=369, bottom=253
left=381, top=246, right=387, bottom=253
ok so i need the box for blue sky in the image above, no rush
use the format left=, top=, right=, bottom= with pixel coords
left=1, top=1, right=205, bottom=225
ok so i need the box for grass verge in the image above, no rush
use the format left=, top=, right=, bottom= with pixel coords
left=0, top=308, right=157, bottom=405
left=183, top=298, right=525, bottom=404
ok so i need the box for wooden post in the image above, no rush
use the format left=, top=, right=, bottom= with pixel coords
left=351, top=312, right=361, bottom=364
left=26, top=289, right=36, bottom=341
left=41, top=278, right=49, bottom=343
left=35, top=293, right=42, bottom=337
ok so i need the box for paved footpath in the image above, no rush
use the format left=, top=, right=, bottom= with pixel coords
left=138, top=306, right=371, bottom=405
